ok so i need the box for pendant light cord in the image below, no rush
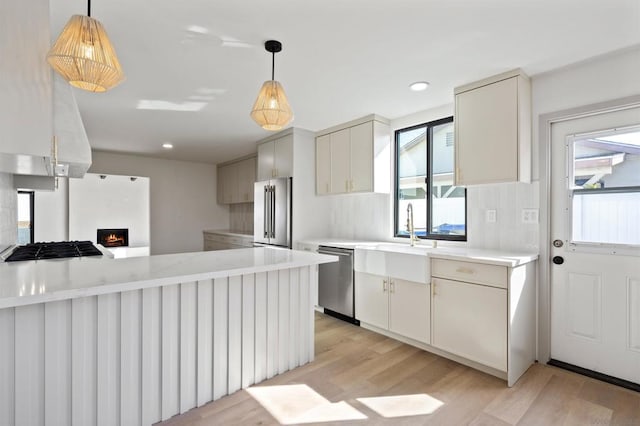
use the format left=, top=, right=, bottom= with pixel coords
left=271, top=51, right=275, bottom=81
left=87, top=0, right=91, bottom=17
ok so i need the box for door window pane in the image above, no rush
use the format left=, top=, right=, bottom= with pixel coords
left=571, top=128, right=640, bottom=245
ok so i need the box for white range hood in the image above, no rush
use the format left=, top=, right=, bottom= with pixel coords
left=48, top=73, right=92, bottom=179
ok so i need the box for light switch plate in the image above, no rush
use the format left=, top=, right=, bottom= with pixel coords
left=486, top=209, right=497, bottom=223
left=522, top=208, right=539, bottom=224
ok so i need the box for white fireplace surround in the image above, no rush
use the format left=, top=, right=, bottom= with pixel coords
left=69, top=173, right=150, bottom=251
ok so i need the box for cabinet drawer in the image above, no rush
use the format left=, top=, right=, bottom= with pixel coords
left=431, top=258, right=507, bottom=289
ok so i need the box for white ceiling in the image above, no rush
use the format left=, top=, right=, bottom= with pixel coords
left=49, top=0, right=640, bottom=165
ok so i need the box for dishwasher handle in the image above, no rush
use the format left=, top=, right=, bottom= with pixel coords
left=317, top=247, right=354, bottom=257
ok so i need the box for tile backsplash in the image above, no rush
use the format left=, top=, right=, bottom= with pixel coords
left=0, top=173, right=17, bottom=245
left=466, top=181, right=540, bottom=252
left=229, top=203, right=254, bottom=234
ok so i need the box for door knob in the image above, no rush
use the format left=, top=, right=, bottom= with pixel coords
left=552, top=256, right=564, bottom=265
left=553, top=239, right=563, bottom=248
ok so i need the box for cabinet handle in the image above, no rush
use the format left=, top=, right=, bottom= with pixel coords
left=432, top=281, right=436, bottom=296
left=382, top=280, right=387, bottom=292
left=455, top=267, right=475, bottom=274
left=390, top=280, right=395, bottom=293
left=345, top=180, right=349, bottom=192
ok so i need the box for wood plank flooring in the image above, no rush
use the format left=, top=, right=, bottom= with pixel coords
left=158, top=313, right=640, bottom=426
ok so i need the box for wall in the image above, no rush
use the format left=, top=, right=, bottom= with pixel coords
left=34, top=178, right=68, bottom=241
left=68, top=174, right=150, bottom=247
left=0, top=173, right=16, bottom=245
left=90, top=151, right=229, bottom=255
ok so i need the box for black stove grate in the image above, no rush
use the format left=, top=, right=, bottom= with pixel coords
left=5, top=241, right=103, bottom=262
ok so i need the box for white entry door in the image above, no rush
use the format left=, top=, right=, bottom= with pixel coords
left=550, top=105, right=640, bottom=385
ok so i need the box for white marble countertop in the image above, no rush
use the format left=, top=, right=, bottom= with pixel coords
left=419, top=247, right=537, bottom=267
left=0, top=247, right=336, bottom=309
left=299, top=238, right=537, bottom=267
left=297, top=238, right=380, bottom=250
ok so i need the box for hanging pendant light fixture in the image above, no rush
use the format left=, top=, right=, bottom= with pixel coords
left=47, top=0, right=124, bottom=93
left=250, top=40, right=293, bottom=131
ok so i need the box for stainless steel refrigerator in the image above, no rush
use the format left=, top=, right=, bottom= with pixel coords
left=253, top=177, right=292, bottom=248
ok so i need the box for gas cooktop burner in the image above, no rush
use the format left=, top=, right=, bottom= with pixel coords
left=5, top=241, right=103, bottom=262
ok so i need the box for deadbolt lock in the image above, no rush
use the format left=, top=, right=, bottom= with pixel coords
left=553, top=239, right=563, bottom=248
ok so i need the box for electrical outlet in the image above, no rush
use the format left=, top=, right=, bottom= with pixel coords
left=486, top=209, right=497, bottom=223
left=522, top=208, right=539, bottom=224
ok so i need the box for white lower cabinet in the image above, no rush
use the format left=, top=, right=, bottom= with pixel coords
left=430, top=257, right=536, bottom=386
left=355, top=272, right=430, bottom=344
left=355, top=272, right=388, bottom=331
left=431, top=277, right=507, bottom=371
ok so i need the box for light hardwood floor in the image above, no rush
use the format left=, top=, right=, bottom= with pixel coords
left=159, top=313, right=640, bottom=425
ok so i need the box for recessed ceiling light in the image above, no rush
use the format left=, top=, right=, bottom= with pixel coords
left=409, top=81, right=430, bottom=91
left=162, top=143, right=173, bottom=149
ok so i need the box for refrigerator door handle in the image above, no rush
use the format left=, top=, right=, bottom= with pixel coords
left=263, top=185, right=269, bottom=238
left=270, top=185, right=276, bottom=238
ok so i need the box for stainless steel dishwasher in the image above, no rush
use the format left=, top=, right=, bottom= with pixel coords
left=317, top=245, right=359, bottom=325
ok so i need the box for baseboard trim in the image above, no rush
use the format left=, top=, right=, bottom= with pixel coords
left=548, top=359, right=640, bottom=393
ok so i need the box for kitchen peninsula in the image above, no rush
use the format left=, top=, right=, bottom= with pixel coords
left=0, top=247, right=335, bottom=426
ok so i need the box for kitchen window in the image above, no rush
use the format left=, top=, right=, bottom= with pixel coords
left=17, top=191, right=34, bottom=244
left=394, top=117, right=466, bottom=240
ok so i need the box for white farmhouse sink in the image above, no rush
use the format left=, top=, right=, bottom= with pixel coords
left=354, top=243, right=430, bottom=283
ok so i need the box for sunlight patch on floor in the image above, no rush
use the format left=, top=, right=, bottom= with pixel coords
left=356, top=393, right=444, bottom=418
left=246, top=384, right=368, bottom=424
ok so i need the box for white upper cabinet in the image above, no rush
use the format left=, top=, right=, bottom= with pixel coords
left=217, top=156, right=256, bottom=204
left=454, top=69, right=531, bottom=185
left=0, top=0, right=52, bottom=176
left=257, top=135, right=293, bottom=181
left=315, top=115, right=390, bottom=195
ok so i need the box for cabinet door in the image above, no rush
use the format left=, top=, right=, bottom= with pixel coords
left=354, top=272, right=388, bottom=330
left=455, top=76, right=518, bottom=185
left=273, top=135, right=293, bottom=178
left=349, top=122, right=373, bottom=192
left=389, top=279, right=430, bottom=344
left=330, top=129, right=350, bottom=194
left=432, top=277, right=507, bottom=371
left=257, top=141, right=274, bottom=181
left=221, top=164, right=238, bottom=204
left=237, top=157, right=256, bottom=202
left=316, top=135, right=331, bottom=195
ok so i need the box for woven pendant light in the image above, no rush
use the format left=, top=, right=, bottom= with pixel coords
left=250, top=40, right=293, bottom=131
left=47, top=1, right=124, bottom=93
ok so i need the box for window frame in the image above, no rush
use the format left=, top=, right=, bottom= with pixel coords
left=393, top=116, right=467, bottom=242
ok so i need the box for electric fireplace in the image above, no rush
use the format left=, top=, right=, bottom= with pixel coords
left=97, top=228, right=129, bottom=247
